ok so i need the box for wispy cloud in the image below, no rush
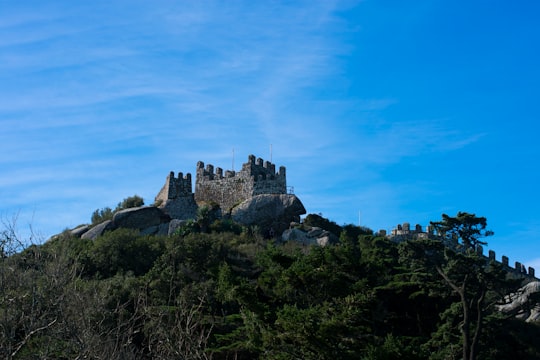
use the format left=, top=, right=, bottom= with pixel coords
left=0, top=1, right=357, bottom=236
left=0, top=0, right=505, bottom=244
left=344, top=119, right=485, bottom=165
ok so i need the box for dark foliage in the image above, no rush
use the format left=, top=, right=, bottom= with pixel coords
left=303, top=213, right=343, bottom=237
left=0, top=213, right=538, bottom=359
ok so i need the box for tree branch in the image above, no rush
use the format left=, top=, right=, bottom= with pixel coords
left=11, top=318, right=57, bottom=358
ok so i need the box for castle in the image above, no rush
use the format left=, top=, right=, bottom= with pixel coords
left=387, top=222, right=537, bottom=279
left=154, top=155, right=536, bottom=280
left=155, top=154, right=287, bottom=218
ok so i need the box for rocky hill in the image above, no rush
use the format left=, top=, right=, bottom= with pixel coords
left=66, top=154, right=315, bottom=241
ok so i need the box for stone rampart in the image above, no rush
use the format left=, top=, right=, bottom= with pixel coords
left=155, top=171, right=197, bottom=220
left=485, top=248, right=536, bottom=278
left=194, top=154, right=286, bottom=211
left=388, top=222, right=537, bottom=280
left=155, top=171, right=192, bottom=203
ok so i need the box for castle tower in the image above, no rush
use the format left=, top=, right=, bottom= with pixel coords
left=155, top=171, right=197, bottom=219
left=155, top=154, right=288, bottom=219
left=155, top=171, right=192, bottom=202
left=195, top=154, right=287, bottom=211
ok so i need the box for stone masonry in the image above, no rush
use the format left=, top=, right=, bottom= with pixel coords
left=154, top=172, right=198, bottom=220
left=155, top=154, right=287, bottom=215
left=156, top=171, right=193, bottom=201
left=387, top=221, right=537, bottom=279
left=194, top=154, right=286, bottom=212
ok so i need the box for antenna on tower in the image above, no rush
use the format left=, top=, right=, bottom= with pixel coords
left=270, top=144, right=273, bottom=163
left=232, top=148, right=235, bottom=171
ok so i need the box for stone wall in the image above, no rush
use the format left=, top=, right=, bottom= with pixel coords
left=485, top=248, right=536, bottom=278
left=159, top=196, right=198, bottom=220
left=155, top=171, right=192, bottom=203
left=155, top=171, right=197, bottom=220
left=388, top=222, right=537, bottom=280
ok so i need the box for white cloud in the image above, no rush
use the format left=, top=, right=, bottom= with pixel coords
left=334, top=119, right=485, bottom=166
left=0, top=0, right=494, bottom=242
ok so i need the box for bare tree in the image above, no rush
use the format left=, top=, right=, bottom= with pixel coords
left=0, top=214, right=59, bottom=359
left=143, top=283, right=214, bottom=360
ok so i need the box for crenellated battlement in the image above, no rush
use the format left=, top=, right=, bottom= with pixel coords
left=155, top=171, right=192, bottom=202
left=195, top=154, right=286, bottom=183
left=154, top=171, right=198, bottom=220
left=155, top=154, right=288, bottom=216
left=195, top=154, right=286, bottom=211
left=241, top=154, right=286, bottom=181
left=484, top=248, right=536, bottom=278
left=386, top=222, right=537, bottom=280
left=196, top=161, right=237, bottom=180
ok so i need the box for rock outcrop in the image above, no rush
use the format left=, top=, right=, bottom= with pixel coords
left=77, top=206, right=171, bottom=240
left=231, top=194, right=306, bottom=234
left=81, top=220, right=115, bottom=240
left=281, top=226, right=339, bottom=246
left=62, top=155, right=311, bottom=240
left=167, top=219, right=191, bottom=236
left=112, top=206, right=170, bottom=231
left=70, top=224, right=90, bottom=237
left=70, top=196, right=307, bottom=240
left=498, top=281, right=540, bottom=322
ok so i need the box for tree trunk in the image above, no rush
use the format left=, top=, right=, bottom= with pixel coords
left=461, top=292, right=471, bottom=360
left=436, top=267, right=472, bottom=360
left=470, top=289, right=486, bottom=360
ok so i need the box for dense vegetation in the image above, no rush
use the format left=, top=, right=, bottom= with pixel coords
left=1, top=211, right=539, bottom=359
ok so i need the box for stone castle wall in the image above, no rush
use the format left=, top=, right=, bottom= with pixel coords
left=155, top=171, right=197, bottom=219
left=194, top=154, right=286, bottom=211
left=155, top=171, right=192, bottom=203
left=155, top=154, right=287, bottom=215
left=388, top=222, right=537, bottom=279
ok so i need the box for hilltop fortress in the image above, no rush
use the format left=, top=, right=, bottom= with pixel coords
left=155, top=154, right=291, bottom=220
left=195, top=154, right=287, bottom=210
left=70, top=154, right=304, bottom=240
left=69, top=154, right=536, bottom=283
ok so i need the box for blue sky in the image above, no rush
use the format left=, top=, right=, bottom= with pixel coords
left=2, top=1, right=540, bottom=269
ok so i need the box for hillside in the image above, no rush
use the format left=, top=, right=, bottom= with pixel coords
left=1, top=209, right=540, bottom=359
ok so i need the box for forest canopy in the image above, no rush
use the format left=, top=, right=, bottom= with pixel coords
left=0, top=211, right=538, bottom=359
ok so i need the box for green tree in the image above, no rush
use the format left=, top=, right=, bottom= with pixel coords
left=265, top=294, right=374, bottom=359
left=115, top=195, right=144, bottom=212
left=430, top=212, right=493, bottom=250
left=91, top=195, right=145, bottom=225
left=196, top=203, right=220, bottom=233
left=303, top=213, right=342, bottom=237
left=91, top=207, right=113, bottom=225
left=84, top=229, right=165, bottom=278
left=428, top=212, right=502, bottom=360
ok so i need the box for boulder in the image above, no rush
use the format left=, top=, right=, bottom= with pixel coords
left=307, top=227, right=324, bottom=238
left=168, top=219, right=190, bottom=235
left=140, top=222, right=170, bottom=236
left=157, top=222, right=170, bottom=236
left=281, top=226, right=338, bottom=247
left=70, top=224, right=90, bottom=237
left=231, top=194, right=306, bottom=234
left=112, top=206, right=170, bottom=230
left=81, top=220, right=115, bottom=240
left=282, top=228, right=311, bottom=244
left=314, top=232, right=338, bottom=246
left=498, top=281, right=540, bottom=322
